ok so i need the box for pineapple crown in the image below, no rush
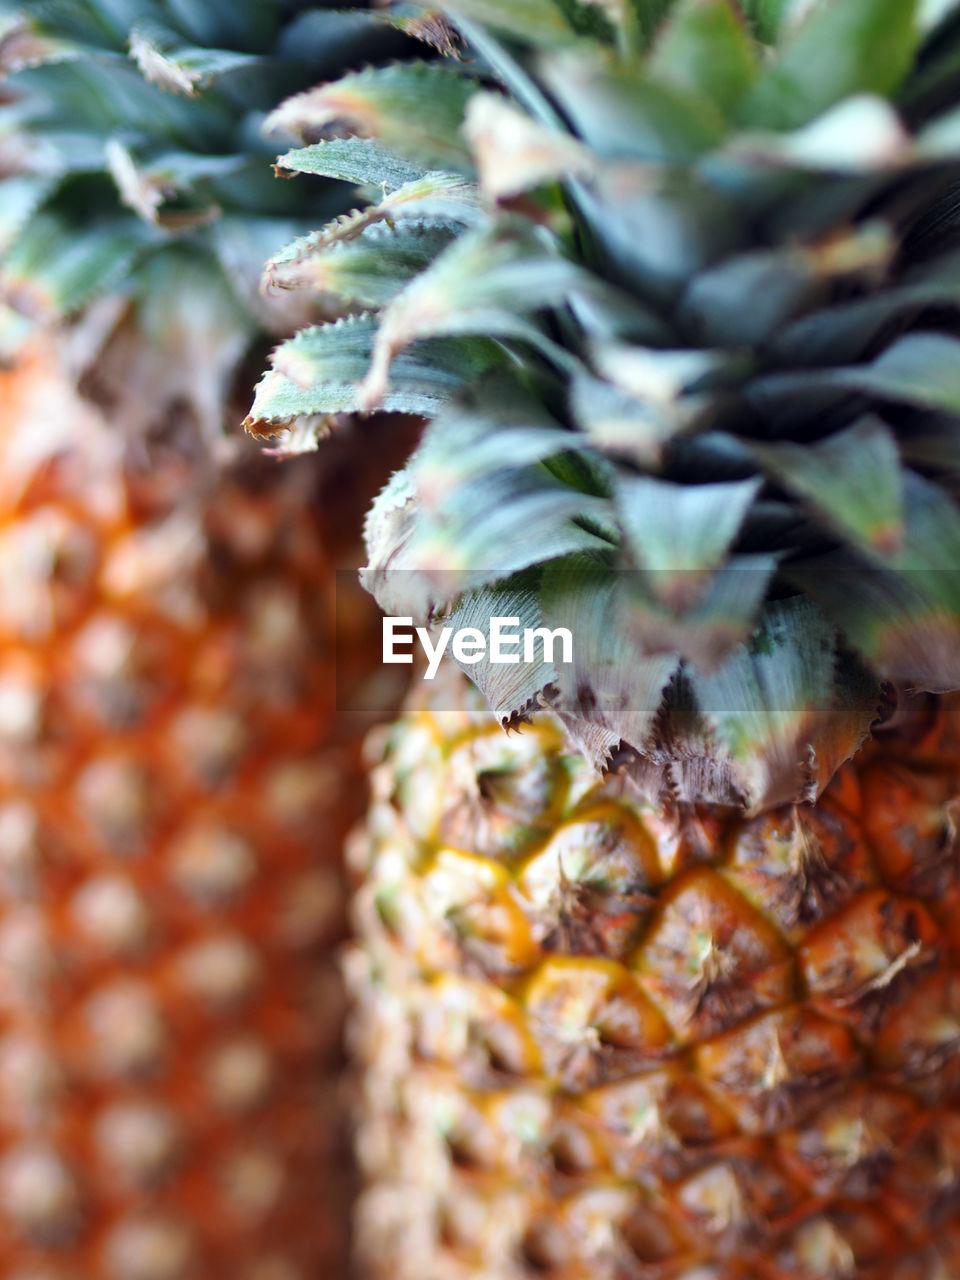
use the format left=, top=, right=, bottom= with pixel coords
left=247, top=0, right=960, bottom=809
left=0, top=0, right=428, bottom=437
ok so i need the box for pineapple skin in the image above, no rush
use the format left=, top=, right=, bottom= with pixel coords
left=350, top=670, right=960, bottom=1280
left=0, top=346, right=379, bottom=1280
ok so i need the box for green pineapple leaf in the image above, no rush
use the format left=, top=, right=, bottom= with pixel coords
left=444, top=576, right=560, bottom=724
left=757, top=333, right=960, bottom=415
left=615, top=475, right=761, bottom=585
left=620, top=553, right=778, bottom=673
left=245, top=315, right=507, bottom=432
left=537, top=47, right=726, bottom=159
left=772, top=254, right=960, bottom=365
left=540, top=553, right=681, bottom=769
left=0, top=175, right=56, bottom=254
left=273, top=137, right=428, bottom=190
left=413, top=387, right=585, bottom=480
left=750, top=417, right=905, bottom=556
left=791, top=474, right=960, bottom=690
left=401, top=466, right=610, bottom=580
left=263, top=171, right=482, bottom=294
left=446, top=0, right=582, bottom=44
left=679, top=248, right=827, bottom=348
left=740, top=0, right=921, bottom=131
left=836, top=332, right=960, bottom=412
left=264, top=222, right=458, bottom=307
left=0, top=211, right=154, bottom=320
left=568, top=371, right=689, bottom=464
left=265, top=62, right=479, bottom=174
left=356, top=222, right=608, bottom=408
left=128, top=20, right=260, bottom=95
left=690, top=597, right=879, bottom=809
left=726, top=95, right=911, bottom=170
left=648, top=0, right=758, bottom=120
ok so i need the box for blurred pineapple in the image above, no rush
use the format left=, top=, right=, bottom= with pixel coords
left=0, top=2, right=417, bottom=1275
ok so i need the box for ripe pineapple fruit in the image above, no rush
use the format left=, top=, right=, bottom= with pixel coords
left=0, top=344, right=364, bottom=1280
left=248, top=0, right=960, bottom=1274
left=349, top=674, right=960, bottom=1279
left=0, top=2, right=420, bottom=1276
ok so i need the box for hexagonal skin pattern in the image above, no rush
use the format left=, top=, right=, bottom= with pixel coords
left=350, top=670, right=960, bottom=1280
left=0, top=348, right=396, bottom=1279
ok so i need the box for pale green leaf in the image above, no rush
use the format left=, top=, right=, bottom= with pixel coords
left=616, top=476, right=761, bottom=581
left=679, top=249, right=823, bottom=346
left=575, top=170, right=744, bottom=301
left=741, top=0, right=921, bottom=131
left=750, top=417, right=904, bottom=556
left=273, top=137, right=427, bottom=192
left=752, top=333, right=960, bottom=413
left=265, top=222, right=457, bottom=306
left=128, top=21, right=259, bottom=95
left=648, top=0, right=758, bottom=118
left=690, top=598, right=864, bottom=809
left=569, top=372, right=688, bottom=463
left=263, top=171, right=482, bottom=289
left=621, top=553, right=777, bottom=672
left=538, top=47, right=725, bottom=159
left=412, top=390, right=581, bottom=482
left=837, top=333, right=960, bottom=411
left=402, top=468, right=610, bottom=579
left=540, top=553, right=680, bottom=770
left=244, top=315, right=505, bottom=431
left=265, top=62, right=479, bottom=173
left=445, top=578, right=558, bottom=723
left=790, top=475, right=960, bottom=691
left=357, top=223, right=607, bottom=408
left=447, top=0, right=580, bottom=44
left=773, top=259, right=960, bottom=365
left=0, top=175, right=55, bottom=253
left=727, top=95, right=910, bottom=170
left=0, top=212, right=153, bottom=320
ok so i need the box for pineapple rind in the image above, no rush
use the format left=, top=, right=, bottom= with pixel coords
left=351, top=667, right=960, bottom=1280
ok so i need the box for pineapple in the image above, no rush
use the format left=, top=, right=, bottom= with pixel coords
left=0, top=346, right=367, bottom=1280
left=246, top=0, right=960, bottom=1275
left=0, top=2, right=420, bottom=1275
left=347, top=673, right=960, bottom=1279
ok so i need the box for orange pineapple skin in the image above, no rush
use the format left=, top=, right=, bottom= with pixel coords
left=350, top=672, right=960, bottom=1280
left=0, top=347, right=387, bottom=1280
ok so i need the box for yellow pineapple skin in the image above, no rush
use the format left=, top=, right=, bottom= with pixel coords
left=350, top=670, right=960, bottom=1280
left=0, top=346, right=381, bottom=1280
